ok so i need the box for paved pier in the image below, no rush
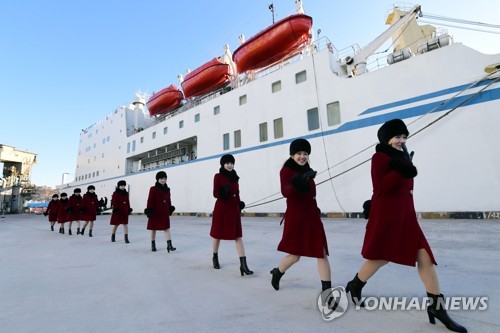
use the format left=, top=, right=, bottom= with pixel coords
left=0, top=214, right=498, bottom=332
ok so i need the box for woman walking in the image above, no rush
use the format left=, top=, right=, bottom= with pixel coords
left=44, top=194, right=59, bottom=231
left=110, top=180, right=132, bottom=244
left=210, top=154, right=252, bottom=276
left=144, top=171, right=176, bottom=252
left=81, top=185, right=99, bottom=237
left=345, top=119, right=466, bottom=332
left=56, top=193, right=69, bottom=234
left=270, top=138, right=333, bottom=297
left=67, top=188, right=83, bottom=235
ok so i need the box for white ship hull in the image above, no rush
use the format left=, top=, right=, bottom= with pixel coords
left=62, top=8, right=500, bottom=217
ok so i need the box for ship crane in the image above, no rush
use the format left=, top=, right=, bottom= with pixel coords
left=343, top=4, right=421, bottom=77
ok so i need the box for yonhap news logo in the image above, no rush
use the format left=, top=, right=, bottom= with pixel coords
left=317, top=289, right=488, bottom=321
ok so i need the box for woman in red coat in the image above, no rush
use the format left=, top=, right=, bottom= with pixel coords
left=56, top=193, right=69, bottom=234
left=67, top=188, right=83, bottom=235
left=109, top=180, right=132, bottom=244
left=346, top=119, right=466, bottom=333
left=210, top=154, right=253, bottom=276
left=81, top=185, right=98, bottom=237
left=44, top=194, right=59, bottom=231
left=144, top=171, right=176, bottom=252
left=270, top=139, right=332, bottom=297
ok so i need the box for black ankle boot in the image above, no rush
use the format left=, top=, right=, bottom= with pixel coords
left=81, top=227, right=85, bottom=236
left=124, top=234, right=130, bottom=244
left=61, top=228, right=65, bottom=234
left=346, top=273, right=366, bottom=307
left=51, top=225, right=54, bottom=231
left=59, top=227, right=62, bottom=234
left=151, top=240, right=157, bottom=252
left=68, top=229, right=72, bottom=235
left=427, top=292, right=467, bottom=333
left=167, top=240, right=176, bottom=253
left=212, top=253, right=220, bottom=269
left=89, top=229, right=93, bottom=237
left=111, top=234, right=115, bottom=242
left=239, top=256, right=253, bottom=276
left=270, top=267, right=285, bottom=290
left=77, top=228, right=81, bottom=235
left=321, top=280, right=341, bottom=311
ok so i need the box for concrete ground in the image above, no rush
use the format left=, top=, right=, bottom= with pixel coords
left=0, top=214, right=498, bottom=333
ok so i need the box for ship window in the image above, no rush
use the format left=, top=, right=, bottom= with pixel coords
left=272, top=81, right=282, bottom=93
left=239, top=95, right=247, bottom=105
left=259, top=122, right=268, bottom=142
left=92, top=172, right=95, bottom=177
left=195, top=113, right=200, bottom=122
left=96, top=171, right=99, bottom=176
left=152, top=132, right=156, bottom=139
left=214, top=105, right=220, bottom=115
left=295, top=70, right=307, bottom=84
left=163, top=127, right=168, bottom=134
left=132, top=140, right=136, bottom=152
left=140, top=137, right=144, bottom=144
left=102, top=153, right=104, bottom=158
left=127, top=142, right=130, bottom=153
left=234, top=130, right=241, bottom=148
left=102, top=138, right=105, bottom=144
left=307, top=108, right=319, bottom=131
left=179, top=120, right=184, bottom=128
left=274, top=118, right=283, bottom=138
left=107, top=136, right=110, bottom=142
left=327, top=101, right=341, bottom=126
left=223, top=133, right=230, bottom=150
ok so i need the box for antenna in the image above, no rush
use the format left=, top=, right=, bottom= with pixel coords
left=268, top=3, right=275, bottom=24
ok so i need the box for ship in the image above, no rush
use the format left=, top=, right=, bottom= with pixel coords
left=61, top=3, right=500, bottom=218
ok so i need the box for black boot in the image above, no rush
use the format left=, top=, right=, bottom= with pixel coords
left=81, top=227, right=85, bottom=236
left=346, top=273, right=366, bottom=307
left=68, top=229, right=72, bottom=235
left=111, top=234, right=115, bottom=242
left=212, top=253, right=220, bottom=269
left=77, top=227, right=81, bottom=235
left=151, top=240, right=157, bottom=252
left=270, top=268, right=285, bottom=290
left=61, top=228, right=65, bottom=234
left=51, top=225, right=54, bottom=231
left=427, top=292, right=467, bottom=333
left=167, top=240, right=176, bottom=253
left=321, top=280, right=341, bottom=311
left=124, top=234, right=130, bottom=244
left=239, top=256, right=253, bottom=276
left=59, top=227, right=62, bottom=234
left=89, top=229, right=93, bottom=237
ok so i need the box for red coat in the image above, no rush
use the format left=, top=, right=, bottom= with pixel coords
left=361, top=147, right=437, bottom=266
left=56, top=199, right=69, bottom=223
left=82, top=192, right=99, bottom=221
left=146, top=184, right=172, bottom=230
left=277, top=164, right=329, bottom=258
left=109, top=189, right=131, bottom=225
left=210, top=172, right=242, bottom=240
left=46, top=199, right=59, bottom=222
left=67, top=194, right=83, bottom=221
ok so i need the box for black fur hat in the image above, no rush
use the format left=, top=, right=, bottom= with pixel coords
left=74, top=188, right=81, bottom=193
left=156, top=171, right=167, bottom=180
left=60, top=192, right=68, bottom=198
left=87, top=185, right=95, bottom=191
left=220, top=154, right=235, bottom=166
left=117, top=180, right=126, bottom=187
left=52, top=194, right=59, bottom=198
left=377, top=119, right=409, bottom=144
left=289, top=138, right=311, bottom=155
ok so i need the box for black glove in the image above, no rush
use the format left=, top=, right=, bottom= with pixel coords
left=291, top=174, right=310, bottom=193
left=239, top=201, right=245, bottom=211
left=144, top=208, right=153, bottom=219
left=79, top=207, right=84, bottom=212
left=128, top=208, right=133, bottom=214
left=402, top=144, right=415, bottom=162
left=218, top=184, right=231, bottom=200
left=112, top=208, right=119, bottom=213
left=43, top=212, right=48, bottom=216
left=169, top=206, right=175, bottom=216
left=362, top=200, right=371, bottom=220
left=302, top=169, right=317, bottom=179
left=388, top=159, right=418, bottom=178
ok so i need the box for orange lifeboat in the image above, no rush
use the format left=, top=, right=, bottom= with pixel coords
left=233, top=14, right=313, bottom=74
left=146, top=84, right=184, bottom=117
left=181, top=58, right=231, bottom=99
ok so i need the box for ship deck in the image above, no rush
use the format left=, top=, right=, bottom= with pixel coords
left=1, top=214, right=498, bottom=332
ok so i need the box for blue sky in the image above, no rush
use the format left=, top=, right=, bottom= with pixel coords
left=1, top=0, right=499, bottom=188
